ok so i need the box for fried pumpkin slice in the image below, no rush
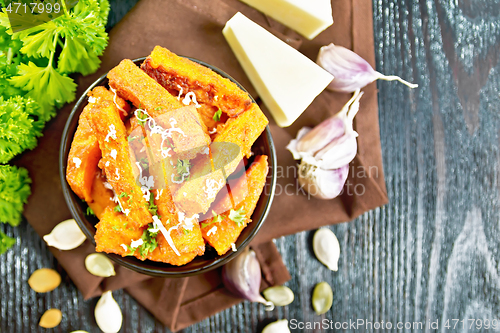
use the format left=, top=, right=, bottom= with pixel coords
left=173, top=142, right=243, bottom=216
left=87, top=100, right=153, bottom=228
left=87, top=171, right=115, bottom=219
left=149, top=188, right=205, bottom=264
left=66, top=87, right=130, bottom=202
left=213, top=103, right=268, bottom=158
left=108, top=59, right=183, bottom=114
left=142, top=46, right=253, bottom=118
left=201, top=155, right=269, bottom=255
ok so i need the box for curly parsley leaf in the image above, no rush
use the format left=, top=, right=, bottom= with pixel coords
left=86, top=206, right=95, bottom=216
left=228, top=207, right=247, bottom=227
left=138, top=224, right=158, bottom=258
left=0, top=96, right=43, bottom=163
left=0, top=165, right=31, bottom=226
left=0, top=230, right=15, bottom=255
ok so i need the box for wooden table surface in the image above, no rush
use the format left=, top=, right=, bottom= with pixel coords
left=2, top=0, right=499, bottom=332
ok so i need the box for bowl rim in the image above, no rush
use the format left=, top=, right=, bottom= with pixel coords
left=59, top=56, right=277, bottom=277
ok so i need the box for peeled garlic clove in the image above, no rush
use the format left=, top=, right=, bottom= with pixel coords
left=317, top=43, right=417, bottom=93
left=262, top=319, right=291, bottom=333
left=312, top=282, right=333, bottom=315
left=28, top=268, right=61, bottom=293
left=39, top=309, right=62, bottom=328
left=43, top=219, right=86, bottom=250
left=298, top=161, right=349, bottom=200
left=263, top=286, right=294, bottom=306
left=313, top=228, right=340, bottom=271
left=95, top=291, right=122, bottom=333
left=222, top=248, right=274, bottom=311
left=85, top=253, right=116, bottom=277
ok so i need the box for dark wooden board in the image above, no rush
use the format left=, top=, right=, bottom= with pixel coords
left=1, top=0, right=499, bottom=331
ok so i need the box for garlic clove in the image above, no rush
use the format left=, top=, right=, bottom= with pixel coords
left=312, top=282, right=333, bottom=315
left=313, top=133, right=358, bottom=170
left=85, top=253, right=116, bottom=277
left=296, top=117, right=345, bottom=154
left=39, top=309, right=62, bottom=328
left=43, top=219, right=86, bottom=250
left=262, top=319, right=291, bottom=333
left=222, top=248, right=274, bottom=311
left=317, top=43, right=417, bottom=93
left=286, top=127, right=311, bottom=160
left=298, top=161, right=349, bottom=200
left=28, top=268, right=62, bottom=293
left=263, top=286, right=295, bottom=306
left=313, top=228, right=340, bottom=271
left=95, top=291, right=123, bottom=333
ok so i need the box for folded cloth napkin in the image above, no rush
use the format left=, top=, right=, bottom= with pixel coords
left=15, top=0, right=387, bottom=331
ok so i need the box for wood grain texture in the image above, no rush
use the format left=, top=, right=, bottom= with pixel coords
left=1, top=0, right=500, bottom=332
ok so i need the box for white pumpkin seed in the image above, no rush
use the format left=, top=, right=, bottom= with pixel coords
left=28, top=268, right=61, bottom=293
left=39, top=308, right=62, bottom=328
left=312, top=281, right=333, bottom=315
left=95, top=291, right=122, bottom=333
left=85, top=253, right=116, bottom=277
left=70, top=331, right=89, bottom=333
left=263, top=286, right=294, bottom=306
left=43, top=219, right=86, bottom=250
left=262, top=319, right=290, bottom=333
left=313, top=228, right=340, bottom=271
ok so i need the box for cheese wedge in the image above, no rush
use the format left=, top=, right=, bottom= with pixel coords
left=238, top=0, right=333, bottom=40
left=223, top=13, right=333, bottom=127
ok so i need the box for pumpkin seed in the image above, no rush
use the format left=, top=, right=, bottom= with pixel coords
left=263, top=286, right=294, bottom=306
left=85, top=253, right=116, bottom=277
left=262, top=319, right=290, bottom=333
left=312, top=228, right=340, bottom=271
left=70, top=331, right=89, bottom=333
left=43, top=219, right=86, bottom=250
left=28, top=268, right=61, bottom=293
left=39, top=309, right=62, bottom=328
left=95, top=291, right=122, bottom=333
left=312, top=281, right=333, bottom=315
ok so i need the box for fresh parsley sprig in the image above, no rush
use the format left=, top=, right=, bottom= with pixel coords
left=228, top=207, right=247, bottom=227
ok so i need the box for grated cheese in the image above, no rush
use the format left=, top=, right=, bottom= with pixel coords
left=110, top=149, right=117, bottom=159
left=231, top=243, right=237, bottom=252
left=105, top=124, right=117, bottom=142
left=72, top=157, right=82, bottom=169
left=207, top=226, right=217, bottom=236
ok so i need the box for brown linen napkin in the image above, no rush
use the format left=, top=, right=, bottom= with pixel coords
left=15, top=0, right=387, bottom=331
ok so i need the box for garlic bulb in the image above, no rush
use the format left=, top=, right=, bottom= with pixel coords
left=43, top=219, right=86, bottom=250
left=298, top=161, right=349, bottom=200
left=317, top=43, right=418, bottom=93
left=95, top=291, right=122, bottom=333
left=222, top=248, right=274, bottom=311
left=287, top=90, right=363, bottom=200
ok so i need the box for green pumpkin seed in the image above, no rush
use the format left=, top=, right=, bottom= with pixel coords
left=85, top=253, right=116, bottom=277
left=312, top=281, right=333, bottom=315
left=263, top=286, right=294, bottom=306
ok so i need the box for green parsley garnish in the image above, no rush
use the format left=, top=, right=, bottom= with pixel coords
left=138, top=223, right=159, bottom=258
left=174, top=159, right=191, bottom=182
left=201, top=211, right=223, bottom=228
left=86, top=207, right=95, bottom=216
left=212, top=108, right=222, bottom=122
left=147, top=194, right=158, bottom=216
left=113, top=205, right=122, bottom=213
left=228, top=207, right=247, bottom=227
left=136, top=110, right=148, bottom=127
left=112, top=225, right=119, bottom=231
left=0, top=165, right=31, bottom=226
left=154, top=106, right=163, bottom=111
left=0, top=230, right=16, bottom=255
left=183, top=229, right=190, bottom=235
left=119, top=192, right=127, bottom=198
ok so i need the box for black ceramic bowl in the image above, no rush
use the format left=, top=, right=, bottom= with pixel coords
left=59, top=57, right=276, bottom=277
